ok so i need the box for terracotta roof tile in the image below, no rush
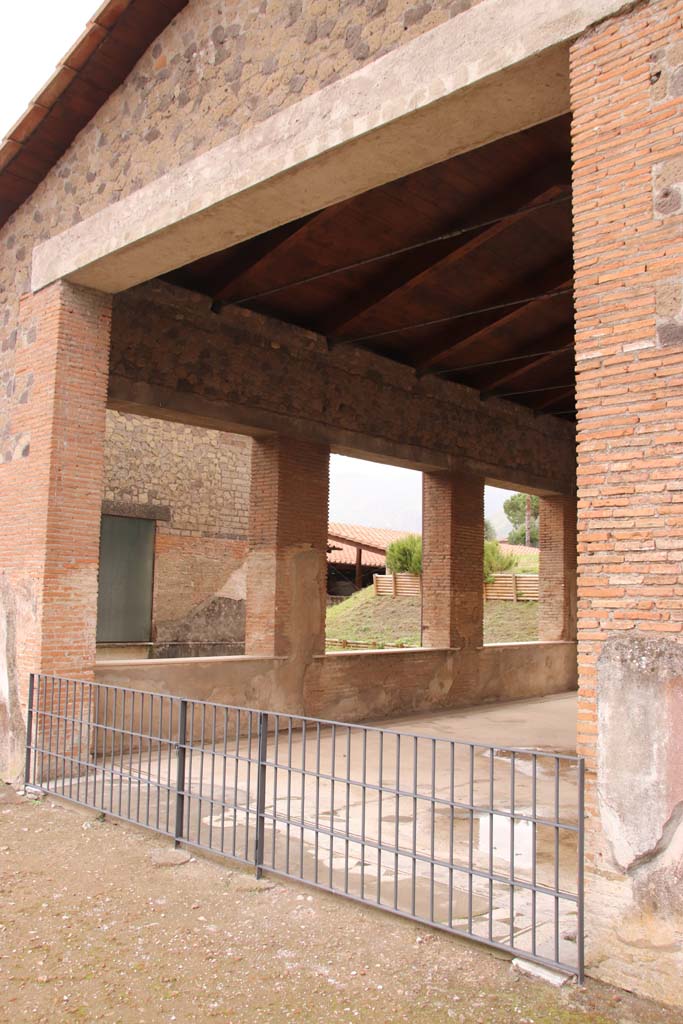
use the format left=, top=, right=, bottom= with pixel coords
left=327, top=522, right=414, bottom=567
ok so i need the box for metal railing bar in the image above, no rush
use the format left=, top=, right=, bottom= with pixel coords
left=25, top=740, right=578, bottom=832
left=577, top=759, right=586, bottom=985
left=31, top=677, right=583, bottom=762
left=245, top=866, right=581, bottom=977
left=394, top=734, right=400, bottom=911
left=26, top=676, right=584, bottom=980
left=258, top=811, right=579, bottom=902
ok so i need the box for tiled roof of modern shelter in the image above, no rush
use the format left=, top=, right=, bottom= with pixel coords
left=327, top=523, right=412, bottom=567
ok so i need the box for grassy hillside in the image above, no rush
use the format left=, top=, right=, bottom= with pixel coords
left=512, top=548, right=539, bottom=573
left=326, top=588, right=538, bottom=648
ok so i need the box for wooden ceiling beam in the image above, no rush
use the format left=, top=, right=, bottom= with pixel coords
left=325, top=161, right=570, bottom=339
left=479, top=340, right=573, bottom=398
left=210, top=211, right=322, bottom=302
left=417, top=259, right=572, bottom=373
left=531, top=386, right=576, bottom=414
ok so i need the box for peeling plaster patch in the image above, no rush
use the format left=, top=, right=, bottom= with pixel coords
left=154, top=595, right=245, bottom=649
left=597, top=635, right=683, bottom=874
left=0, top=577, right=33, bottom=779
left=217, top=564, right=247, bottom=602
left=630, top=806, right=683, bottom=921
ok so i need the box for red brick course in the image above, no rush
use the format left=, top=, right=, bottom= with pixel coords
left=422, top=473, right=484, bottom=649
left=571, top=0, right=683, bottom=770
left=245, top=436, right=329, bottom=659
left=0, top=281, right=110, bottom=772
left=539, top=495, right=577, bottom=642
left=571, top=0, right=683, bottom=998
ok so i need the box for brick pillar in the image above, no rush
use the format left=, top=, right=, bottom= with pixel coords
left=538, top=495, right=576, bottom=642
left=245, top=436, right=329, bottom=660
left=572, top=0, right=683, bottom=1002
left=422, top=472, right=484, bottom=649
left=0, top=281, right=111, bottom=776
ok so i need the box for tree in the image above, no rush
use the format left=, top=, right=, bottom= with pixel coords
left=484, top=518, right=496, bottom=541
left=503, top=493, right=540, bottom=527
left=503, top=492, right=540, bottom=547
left=484, top=539, right=518, bottom=580
left=507, top=520, right=539, bottom=547
left=386, top=534, right=422, bottom=575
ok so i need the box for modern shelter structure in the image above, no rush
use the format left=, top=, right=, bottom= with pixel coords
left=0, top=0, right=682, bottom=1005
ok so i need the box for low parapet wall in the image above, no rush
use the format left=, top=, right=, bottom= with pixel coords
left=94, top=641, right=577, bottom=723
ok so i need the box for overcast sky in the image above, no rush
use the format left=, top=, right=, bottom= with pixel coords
left=0, top=1, right=518, bottom=538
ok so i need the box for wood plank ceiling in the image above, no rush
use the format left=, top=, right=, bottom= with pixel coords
left=164, top=115, right=575, bottom=420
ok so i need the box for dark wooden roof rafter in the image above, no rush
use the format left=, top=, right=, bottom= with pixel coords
left=163, top=115, right=576, bottom=420
left=341, top=283, right=574, bottom=348
left=479, top=335, right=574, bottom=398
left=320, top=163, right=571, bottom=337
left=416, top=260, right=573, bottom=374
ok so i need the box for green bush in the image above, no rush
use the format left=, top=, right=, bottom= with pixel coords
left=385, top=534, right=517, bottom=581
left=484, top=539, right=518, bottom=581
left=507, top=521, right=539, bottom=547
left=386, top=534, right=422, bottom=575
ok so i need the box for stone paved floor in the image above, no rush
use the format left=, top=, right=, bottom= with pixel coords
left=33, top=692, right=581, bottom=975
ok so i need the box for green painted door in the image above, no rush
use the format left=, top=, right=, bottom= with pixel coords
left=96, top=515, right=155, bottom=643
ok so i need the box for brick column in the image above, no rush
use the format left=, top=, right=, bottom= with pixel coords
left=538, top=495, right=576, bottom=642
left=572, top=0, right=683, bottom=1002
left=245, top=436, right=329, bottom=659
left=0, top=281, right=111, bottom=775
left=422, top=472, right=484, bottom=649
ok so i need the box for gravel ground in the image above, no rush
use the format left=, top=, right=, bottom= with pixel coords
left=0, top=785, right=676, bottom=1024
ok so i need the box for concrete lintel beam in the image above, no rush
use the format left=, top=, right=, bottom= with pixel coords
left=31, top=0, right=633, bottom=295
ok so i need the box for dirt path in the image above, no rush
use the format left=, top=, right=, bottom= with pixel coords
left=0, top=787, right=676, bottom=1024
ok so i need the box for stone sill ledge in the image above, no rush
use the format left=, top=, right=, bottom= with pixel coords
left=95, top=654, right=288, bottom=669
left=319, top=640, right=576, bottom=659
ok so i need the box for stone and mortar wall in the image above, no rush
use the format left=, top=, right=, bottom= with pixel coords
left=103, top=411, right=251, bottom=657
left=1, top=0, right=485, bottom=463
left=108, top=280, right=576, bottom=494
left=571, top=0, right=683, bottom=1004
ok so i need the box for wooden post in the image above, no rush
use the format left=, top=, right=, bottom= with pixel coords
left=392, top=573, right=398, bottom=598
left=373, top=574, right=379, bottom=595
left=355, top=546, right=363, bottom=591
left=512, top=573, right=518, bottom=602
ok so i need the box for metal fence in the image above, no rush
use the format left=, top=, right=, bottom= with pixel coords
left=25, top=674, right=584, bottom=979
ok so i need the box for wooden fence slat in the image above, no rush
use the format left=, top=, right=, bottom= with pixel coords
left=371, top=573, right=538, bottom=601
left=373, top=573, right=422, bottom=597
left=484, top=573, right=539, bottom=601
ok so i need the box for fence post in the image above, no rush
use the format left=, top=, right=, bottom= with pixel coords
left=255, top=711, right=268, bottom=879
left=24, top=673, right=35, bottom=788
left=392, top=573, right=397, bottom=598
left=373, top=574, right=379, bottom=596
left=512, top=573, right=518, bottom=602
left=174, top=699, right=188, bottom=848
left=577, top=757, right=586, bottom=984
